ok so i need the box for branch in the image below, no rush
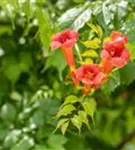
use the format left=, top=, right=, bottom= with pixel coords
left=117, top=129, right=135, bottom=150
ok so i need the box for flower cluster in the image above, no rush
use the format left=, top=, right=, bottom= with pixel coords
left=51, top=29, right=130, bottom=94
left=101, top=31, right=130, bottom=73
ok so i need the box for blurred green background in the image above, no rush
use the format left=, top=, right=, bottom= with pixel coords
left=0, top=0, right=135, bottom=149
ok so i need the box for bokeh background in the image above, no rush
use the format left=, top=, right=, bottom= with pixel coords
left=0, top=0, right=135, bottom=149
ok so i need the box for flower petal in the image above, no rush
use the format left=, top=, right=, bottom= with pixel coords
left=51, top=41, right=62, bottom=49
left=61, top=47, right=76, bottom=67
left=101, top=49, right=111, bottom=59
left=102, top=58, right=113, bottom=73
left=111, top=31, right=128, bottom=43
left=93, top=72, right=104, bottom=88
left=111, top=49, right=130, bottom=68
left=111, top=57, right=125, bottom=68
left=62, top=39, right=77, bottom=49
left=121, top=49, right=130, bottom=62
left=76, top=66, right=84, bottom=80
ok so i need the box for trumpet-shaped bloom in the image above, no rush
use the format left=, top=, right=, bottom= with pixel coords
left=73, top=64, right=105, bottom=89
left=101, top=31, right=130, bottom=73
left=51, top=29, right=78, bottom=67
left=51, top=29, right=78, bottom=49
left=111, top=31, right=128, bottom=43
left=101, top=49, right=130, bottom=72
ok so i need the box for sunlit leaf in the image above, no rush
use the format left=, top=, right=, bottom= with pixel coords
left=103, top=36, right=111, bottom=44
left=21, top=1, right=33, bottom=21
left=73, top=9, right=92, bottom=30
left=56, top=104, right=76, bottom=118
left=83, top=38, right=100, bottom=49
left=88, top=23, right=99, bottom=34
left=58, top=3, right=92, bottom=30
left=117, top=1, right=128, bottom=19
left=81, top=58, right=93, bottom=65
left=102, top=3, right=111, bottom=25
left=96, top=24, right=103, bottom=38
left=62, top=95, right=79, bottom=107
left=71, top=115, right=82, bottom=132
left=82, top=99, right=96, bottom=121
left=81, top=50, right=98, bottom=57
left=10, top=91, right=22, bottom=101
left=78, top=111, right=90, bottom=130
left=126, top=43, right=135, bottom=60
left=61, top=121, right=69, bottom=135
left=56, top=118, right=69, bottom=130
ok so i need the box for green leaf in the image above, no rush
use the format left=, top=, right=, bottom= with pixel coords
left=62, top=95, right=79, bottom=107
left=83, top=38, right=100, bottom=49
left=34, top=145, right=47, bottom=150
left=0, top=74, right=9, bottom=99
left=87, top=23, right=103, bottom=38
left=47, top=134, right=67, bottom=150
left=1, top=103, right=17, bottom=121
left=11, top=136, right=34, bottom=150
left=71, top=115, right=82, bottom=132
left=102, top=3, right=111, bottom=25
left=73, top=9, right=92, bottom=31
left=96, top=24, right=103, bottom=38
left=0, top=25, right=13, bottom=36
left=117, top=1, right=128, bottom=19
left=0, top=128, right=8, bottom=141
left=44, top=50, right=66, bottom=80
left=82, top=99, right=96, bottom=121
left=58, top=4, right=92, bottom=30
left=35, top=7, right=52, bottom=55
left=2, top=56, right=21, bottom=84
left=56, top=104, right=76, bottom=118
left=0, top=0, right=9, bottom=7
left=81, top=58, right=93, bottom=65
left=19, top=52, right=33, bottom=72
left=30, top=111, right=44, bottom=126
left=101, top=71, right=120, bottom=95
left=78, top=111, right=90, bottom=130
left=4, top=130, right=21, bottom=148
left=88, top=23, right=99, bottom=34
left=128, top=0, right=135, bottom=4
left=21, top=1, right=33, bottom=21
left=61, top=121, right=69, bottom=135
left=119, top=62, right=135, bottom=85
left=3, top=1, right=17, bottom=30
left=56, top=118, right=69, bottom=130
left=81, top=50, right=98, bottom=57
left=10, top=91, right=22, bottom=101
left=36, top=125, right=53, bottom=140
left=126, top=43, right=135, bottom=60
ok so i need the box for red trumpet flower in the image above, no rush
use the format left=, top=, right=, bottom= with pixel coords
left=111, top=31, right=128, bottom=42
left=71, top=64, right=105, bottom=94
left=51, top=29, right=78, bottom=68
left=101, top=31, right=130, bottom=73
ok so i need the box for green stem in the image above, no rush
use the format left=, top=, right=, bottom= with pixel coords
left=75, top=44, right=83, bottom=63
